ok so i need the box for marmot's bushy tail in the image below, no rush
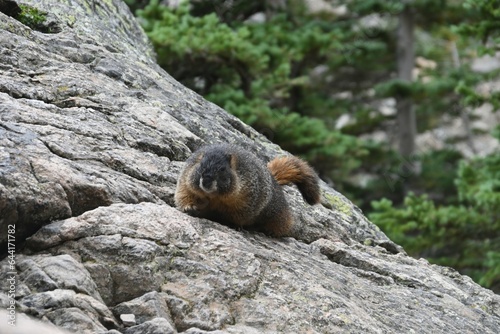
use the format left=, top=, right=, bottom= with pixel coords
left=267, top=156, right=320, bottom=205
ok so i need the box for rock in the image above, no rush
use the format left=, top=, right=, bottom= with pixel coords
left=182, top=328, right=228, bottom=334
left=0, top=309, right=72, bottom=334
left=44, top=307, right=108, bottom=333
left=6, top=202, right=497, bottom=333
left=19, top=289, right=119, bottom=332
left=0, top=0, right=499, bottom=333
left=472, top=54, right=500, bottom=73
left=18, top=254, right=103, bottom=302
left=84, top=263, right=115, bottom=306
left=113, top=291, right=173, bottom=326
left=120, top=314, right=136, bottom=327
left=123, top=317, right=175, bottom=334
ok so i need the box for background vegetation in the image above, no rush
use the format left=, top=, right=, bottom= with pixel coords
left=126, top=0, right=499, bottom=293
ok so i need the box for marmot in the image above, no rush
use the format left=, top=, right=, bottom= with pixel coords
left=174, top=144, right=320, bottom=236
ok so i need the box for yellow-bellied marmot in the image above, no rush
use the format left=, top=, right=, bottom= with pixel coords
left=174, top=144, right=320, bottom=236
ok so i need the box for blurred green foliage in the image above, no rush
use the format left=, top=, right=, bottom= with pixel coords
left=369, top=0, right=500, bottom=292
left=127, top=0, right=499, bottom=292
left=370, top=145, right=500, bottom=291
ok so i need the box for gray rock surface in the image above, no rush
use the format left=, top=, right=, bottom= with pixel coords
left=0, top=0, right=499, bottom=333
left=0, top=309, right=72, bottom=334
left=119, top=314, right=136, bottom=327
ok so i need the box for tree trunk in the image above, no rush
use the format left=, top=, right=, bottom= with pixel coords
left=396, top=5, right=419, bottom=176
left=451, top=41, right=478, bottom=155
left=265, top=0, right=287, bottom=19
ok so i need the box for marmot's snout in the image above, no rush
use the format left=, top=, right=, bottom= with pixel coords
left=199, top=173, right=217, bottom=193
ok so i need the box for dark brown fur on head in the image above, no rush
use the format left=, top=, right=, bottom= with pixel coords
left=192, top=146, right=236, bottom=195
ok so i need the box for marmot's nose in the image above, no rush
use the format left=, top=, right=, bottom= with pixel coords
left=199, top=177, right=217, bottom=193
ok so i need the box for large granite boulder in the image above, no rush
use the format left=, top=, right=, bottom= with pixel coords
left=0, top=0, right=499, bottom=333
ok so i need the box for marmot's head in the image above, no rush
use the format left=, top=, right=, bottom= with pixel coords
left=194, top=146, right=236, bottom=195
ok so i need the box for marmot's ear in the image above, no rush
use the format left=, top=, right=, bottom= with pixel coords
left=229, top=154, right=237, bottom=170
left=195, top=152, right=204, bottom=163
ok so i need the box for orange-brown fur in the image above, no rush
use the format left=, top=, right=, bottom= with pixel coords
left=268, top=155, right=320, bottom=205
left=268, top=156, right=305, bottom=184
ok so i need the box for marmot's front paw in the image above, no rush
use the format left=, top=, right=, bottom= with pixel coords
left=180, top=204, right=199, bottom=213
left=180, top=197, right=209, bottom=214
